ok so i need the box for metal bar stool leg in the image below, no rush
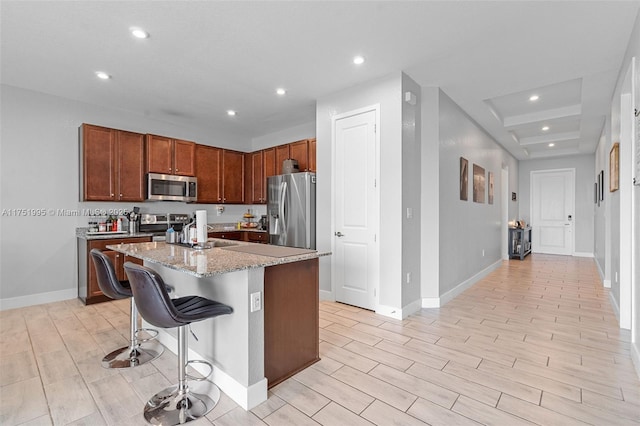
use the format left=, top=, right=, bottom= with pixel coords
left=143, top=325, right=220, bottom=425
left=101, top=298, right=163, bottom=369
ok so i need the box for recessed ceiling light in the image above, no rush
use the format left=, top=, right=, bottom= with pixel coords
left=548, top=143, right=555, bottom=147
left=227, top=110, right=237, bottom=116
left=95, top=71, right=111, bottom=80
left=276, top=88, right=286, bottom=96
left=130, top=27, right=149, bottom=39
left=529, top=95, right=539, bottom=101
left=542, top=126, right=550, bottom=131
left=353, top=55, right=365, bottom=65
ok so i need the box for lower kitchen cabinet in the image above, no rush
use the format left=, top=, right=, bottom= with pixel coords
left=208, top=231, right=243, bottom=241
left=208, top=231, right=268, bottom=244
left=77, top=236, right=152, bottom=305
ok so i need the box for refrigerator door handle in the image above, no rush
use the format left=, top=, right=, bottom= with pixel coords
left=280, top=181, right=287, bottom=240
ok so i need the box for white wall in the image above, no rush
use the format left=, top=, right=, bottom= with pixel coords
left=420, top=87, right=440, bottom=302
left=436, top=91, right=519, bottom=298
left=0, top=85, right=252, bottom=308
left=316, top=73, right=403, bottom=311
left=401, top=74, right=422, bottom=311
left=518, top=154, right=596, bottom=256
left=251, top=121, right=316, bottom=151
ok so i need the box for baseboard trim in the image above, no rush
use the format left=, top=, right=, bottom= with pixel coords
left=375, top=304, right=403, bottom=320
left=0, top=288, right=77, bottom=311
left=608, top=291, right=621, bottom=323
left=421, top=261, right=502, bottom=309
left=573, top=252, right=594, bottom=258
left=154, top=326, right=267, bottom=410
left=631, top=341, right=640, bottom=380
left=319, top=289, right=334, bottom=302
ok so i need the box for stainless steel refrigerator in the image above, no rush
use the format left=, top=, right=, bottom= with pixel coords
left=267, top=172, right=316, bottom=249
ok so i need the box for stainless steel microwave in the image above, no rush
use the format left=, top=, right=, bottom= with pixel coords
left=147, top=173, right=197, bottom=202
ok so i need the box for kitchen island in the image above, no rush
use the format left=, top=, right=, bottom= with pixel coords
left=106, top=239, right=329, bottom=410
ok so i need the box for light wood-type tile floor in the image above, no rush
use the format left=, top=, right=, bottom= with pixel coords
left=1, top=254, right=639, bottom=425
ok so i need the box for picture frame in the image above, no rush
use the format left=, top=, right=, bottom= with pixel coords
left=597, top=174, right=601, bottom=207
left=610, top=142, right=619, bottom=192
left=594, top=182, right=598, bottom=204
left=488, top=172, right=494, bottom=204
left=473, top=163, right=485, bottom=203
left=600, top=170, right=604, bottom=201
left=460, top=157, right=468, bottom=201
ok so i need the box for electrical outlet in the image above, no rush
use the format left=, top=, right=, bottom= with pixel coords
left=482, top=249, right=485, bottom=257
left=406, top=207, right=413, bottom=219
left=250, top=292, right=262, bottom=312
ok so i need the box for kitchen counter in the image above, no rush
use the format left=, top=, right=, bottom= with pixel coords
left=106, top=239, right=328, bottom=410
left=76, top=227, right=154, bottom=240
left=106, top=240, right=328, bottom=277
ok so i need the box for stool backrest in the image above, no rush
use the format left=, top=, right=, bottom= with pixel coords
left=123, top=262, right=182, bottom=328
left=90, top=249, right=132, bottom=299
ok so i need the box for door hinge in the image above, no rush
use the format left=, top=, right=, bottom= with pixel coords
left=374, top=123, right=377, bottom=133
left=374, top=179, right=377, bottom=188
left=374, top=234, right=377, bottom=242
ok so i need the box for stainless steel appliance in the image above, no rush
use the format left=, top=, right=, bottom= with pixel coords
left=147, top=173, right=197, bottom=202
left=267, top=172, right=316, bottom=249
left=139, top=213, right=191, bottom=241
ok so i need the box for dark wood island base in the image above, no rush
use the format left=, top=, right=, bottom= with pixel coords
left=264, top=258, right=320, bottom=388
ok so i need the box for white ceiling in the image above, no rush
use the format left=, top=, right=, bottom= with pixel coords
left=2, top=1, right=638, bottom=160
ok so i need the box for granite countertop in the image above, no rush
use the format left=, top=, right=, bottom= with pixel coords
left=207, top=224, right=266, bottom=233
left=76, top=228, right=155, bottom=240
left=106, top=239, right=330, bottom=278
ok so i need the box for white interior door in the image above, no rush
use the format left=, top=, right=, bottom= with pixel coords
left=333, top=107, right=378, bottom=310
left=531, top=169, right=575, bottom=255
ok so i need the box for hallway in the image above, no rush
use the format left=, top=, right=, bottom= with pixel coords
left=1, top=254, right=639, bottom=425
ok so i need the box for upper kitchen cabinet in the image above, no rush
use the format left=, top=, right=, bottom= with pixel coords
left=275, top=144, right=290, bottom=175
left=80, top=124, right=145, bottom=201
left=222, top=149, right=245, bottom=204
left=195, top=144, right=222, bottom=203
left=308, top=138, right=316, bottom=172
left=289, top=139, right=310, bottom=172
left=246, top=148, right=276, bottom=204
left=145, top=134, right=195, bottom=176
left=264, top=147, right=277, bottom=177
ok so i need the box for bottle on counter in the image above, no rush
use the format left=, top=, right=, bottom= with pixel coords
left=116, top=217, right=122, bottom=232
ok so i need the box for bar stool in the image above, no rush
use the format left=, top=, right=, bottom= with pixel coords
left=123, top=262, right=233, bottom=425
left=90, top=249, right=164, bottom=368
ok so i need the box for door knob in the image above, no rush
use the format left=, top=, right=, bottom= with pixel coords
left=335, top=232, right=344, bottom=237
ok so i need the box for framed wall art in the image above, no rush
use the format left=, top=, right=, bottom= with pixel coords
left=610, top=142, right=619, bottom=192
left=600, top=170, right=604, bottom=202
left=473, top=163, right=485, bottom=203
left=460, top=157, right=468, bottom=201
left=488, top=171, right=494, bottom=204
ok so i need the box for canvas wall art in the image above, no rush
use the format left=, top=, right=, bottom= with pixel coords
left=473, top=164, right=485, bottom=203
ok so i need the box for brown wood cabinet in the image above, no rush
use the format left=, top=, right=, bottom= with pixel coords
left=146, top=134, right=195, bottom=176
left=246, top=151, right=264, bottom=204
left=81, top=124, right=145, bottom=201
left=308, top=138, right=316, bottom=172
left=244, top=231, right=268, bottom=244
left=195, top=145, right=222, bottom=203
left=263, top=147, right=277, bottom=178
left=289, top=139, right=310, bottom=172
left=264, top=258, right=319, bottom=387
left=221, top=149, right=245, bottom=203
left=78, top=236, right=151, bottom=305
left=275, top=144, right=290, bottom=175
left=207, top=231, right=243, bottom=240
